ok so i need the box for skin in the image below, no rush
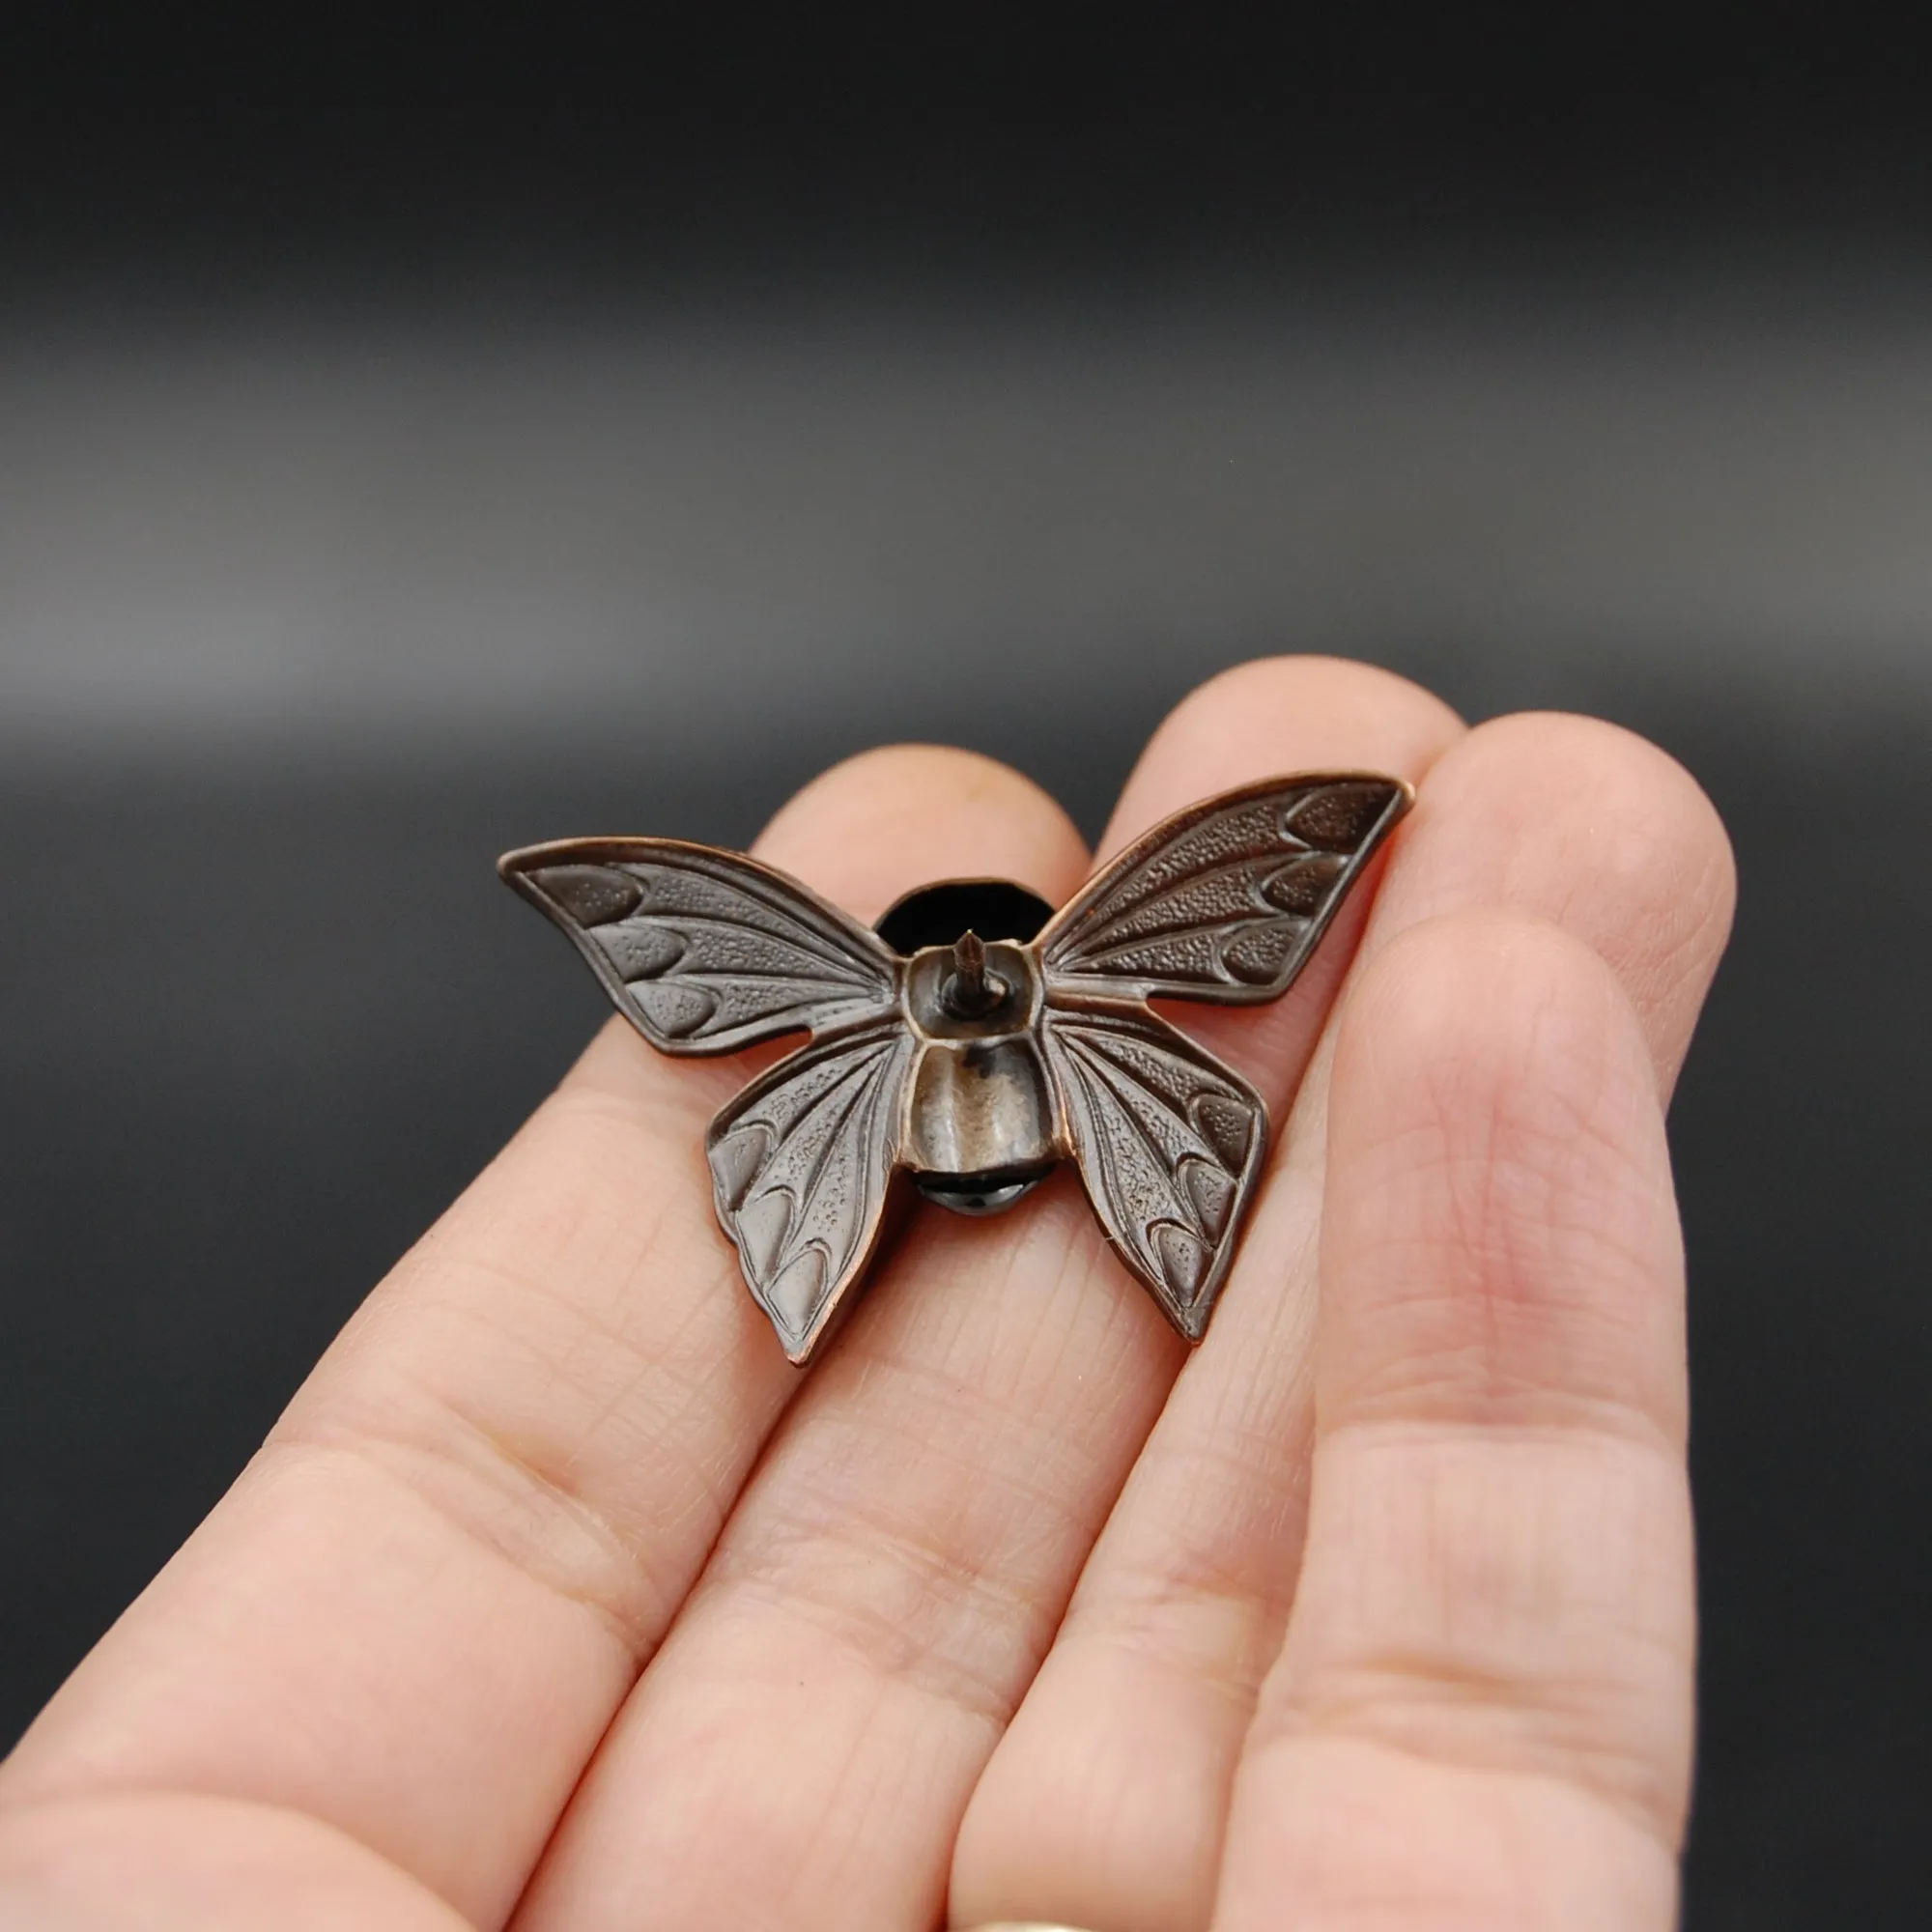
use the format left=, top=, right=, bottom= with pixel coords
left=0, top=657, right=1735, bottom=1931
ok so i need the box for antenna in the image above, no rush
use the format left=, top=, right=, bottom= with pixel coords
left=940, top=929, right=1007, bottom=1019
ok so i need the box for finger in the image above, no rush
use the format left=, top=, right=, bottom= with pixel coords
left=0, top=1794, right=471, bottom=1932
left=507, top=659, right=1463, bottom=1932
left=1212, top=910, right=1693, bottom=1929
left=952, top=712, right=1733, bottom=1932
left=1384, top=713, right=1737, bottom=1101
left=0, top=747, right=1087, bottom=1930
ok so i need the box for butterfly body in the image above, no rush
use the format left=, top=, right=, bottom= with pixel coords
left=897, top=931, right=1058, bottom=1208
left=501, top=772, right=1411, bottom=1364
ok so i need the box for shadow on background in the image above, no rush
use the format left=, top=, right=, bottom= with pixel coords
left=3, top=14, right=1929, bottom=1927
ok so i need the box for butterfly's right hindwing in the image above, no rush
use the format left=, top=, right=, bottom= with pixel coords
left=706, top=1018, right=916, bottom=1362
left=500, top=838, right=900, bottom=1054
left=1041, top=1004, right=1267, bottom=1340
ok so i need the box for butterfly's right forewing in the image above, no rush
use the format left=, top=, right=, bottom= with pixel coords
left=1039, top=775, right=1410, bottom=1006
left=706, top=1018, right=917, bottom=1362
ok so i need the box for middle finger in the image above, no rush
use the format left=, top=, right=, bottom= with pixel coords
left=952, top=705, right=1735, bottom=1932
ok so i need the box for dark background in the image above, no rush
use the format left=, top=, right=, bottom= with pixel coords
left=3, top=13, right=1929, bottom=1927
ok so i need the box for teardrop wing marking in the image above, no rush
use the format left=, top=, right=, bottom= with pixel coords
left=1040, top=1004, right=1267, bottom=1341
left=1038, top=774, right=1412, bottom=1005
left=499, top=838, right=900, bottom=1055
left=705, top=1018, right=918, bottom=1362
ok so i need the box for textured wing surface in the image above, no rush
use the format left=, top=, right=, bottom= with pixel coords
left=1040, top=775, right=1409, bottom=1003
left=501, top=838, right=899, bottom=1053
left=706, top=1020, right=915, bottom=1361
left=1042, top=1006, right=1267, bottom=1340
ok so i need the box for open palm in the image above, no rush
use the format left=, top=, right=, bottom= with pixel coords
left=0, top=658, right=1734, bottom=1931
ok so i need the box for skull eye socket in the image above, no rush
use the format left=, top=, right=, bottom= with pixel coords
left=874, top=879, right=1055, bottom=955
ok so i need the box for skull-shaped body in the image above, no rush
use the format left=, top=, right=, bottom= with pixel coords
left=875, top=879, right=1063, bottom=1216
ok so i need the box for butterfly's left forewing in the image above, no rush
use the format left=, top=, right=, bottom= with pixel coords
left=1040, top=1004, right=1267, bottom=1340
left=706, top=1017, right=917, bottom=1362
left=499, top=838, right=899, bottom=1055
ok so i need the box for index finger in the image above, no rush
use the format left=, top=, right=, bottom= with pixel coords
left=0, top=747, right=1090, bottom=1927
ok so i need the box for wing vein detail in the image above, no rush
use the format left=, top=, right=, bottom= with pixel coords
left=1043, top=1006, right=1265, bottom=1340
left=705, top=1020, right=912, bottom=1361
left=1039, top=776, right=1408, bottom=1004
left=501, top=838, right=901, bottom=1053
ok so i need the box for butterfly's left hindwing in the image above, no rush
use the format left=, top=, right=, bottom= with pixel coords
left=706, top=1018, right=916, bottom=1362
left=1040, top=1004, right=1267, bottom=1340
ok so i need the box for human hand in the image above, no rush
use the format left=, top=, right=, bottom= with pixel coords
left=0, top=658, right=1734, bottom=1931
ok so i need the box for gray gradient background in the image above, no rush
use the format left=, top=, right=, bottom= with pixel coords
left=2, top=14, right=1928, bottom=1926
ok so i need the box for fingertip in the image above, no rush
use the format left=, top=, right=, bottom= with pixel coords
left=1336, top=902, right=1648, bottom=1109
left=1107, top=655, right=1465, bottom=857
left=1399, top=712, right=1736, bottom=1094
left=753, top=743, right=1090, bottom=921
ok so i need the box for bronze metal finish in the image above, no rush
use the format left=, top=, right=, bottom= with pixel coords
left=500, top=773, right=1412, bottom=1363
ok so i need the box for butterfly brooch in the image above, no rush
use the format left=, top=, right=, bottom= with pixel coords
left=500, top=772, right=1410, bottom=1363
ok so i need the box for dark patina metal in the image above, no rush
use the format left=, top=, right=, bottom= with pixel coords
left=500, top=773, right=1411, bottom=1363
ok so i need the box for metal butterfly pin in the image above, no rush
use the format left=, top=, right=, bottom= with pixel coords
left=500, top=772, right=1411, bottom=1364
